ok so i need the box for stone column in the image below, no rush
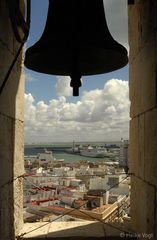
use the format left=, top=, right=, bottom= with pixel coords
left=129, top=0, right=157, bottom=237
left=0, top=0, right=25, bottom=239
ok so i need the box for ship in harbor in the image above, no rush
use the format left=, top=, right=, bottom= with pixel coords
left=80, top=145, right=112, bottom=158
left=24, top=149, right=64, bottom=167
left=65, top=141, right=82, bottom=154
left=65, top=141, right=116, bottom=158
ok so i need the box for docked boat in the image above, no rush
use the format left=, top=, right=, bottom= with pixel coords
left=37, top=150, right=64, bottom=164
left=80, top=145, right=105, bottom=158
left=24, top=149, right=64, bottom=166
left=66, top=146, right=81, bottom=154
left=65, top=141, right=82, bottom=154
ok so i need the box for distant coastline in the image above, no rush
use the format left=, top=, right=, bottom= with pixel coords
left=24, top=141, right=122, bottom=147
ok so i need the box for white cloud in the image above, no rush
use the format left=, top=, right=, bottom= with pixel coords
left=24, top=79, right=130, bottom=143
left=24, top=93, right=36, bottom=131
left=55, top=76, right=72, bottom=97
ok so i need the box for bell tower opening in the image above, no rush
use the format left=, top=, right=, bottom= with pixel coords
left=23, top=0, right=131, bottom=238
left=1, top=0, right=157, bottom=239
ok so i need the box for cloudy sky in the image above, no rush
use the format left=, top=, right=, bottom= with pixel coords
left=24, top=0, right=129, bottom=143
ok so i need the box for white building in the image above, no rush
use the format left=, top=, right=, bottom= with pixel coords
left=37, top=151, right=54, bottom=165
left=119, top=139, right=129, bottom=168
left=76, top=165, right=90, bottom=175
left=89, top=175, right=126, bottom=191
left=60, top=196, right=75, bottom=206
left=59, top=178, right=71, bottom=187
left=107, top=175, right=124, bottom=187
left=70, top=179, right=82, bottom=187
left=52, top=167, right=70, bottom=176
left=89, top=177, right=108, bottom=190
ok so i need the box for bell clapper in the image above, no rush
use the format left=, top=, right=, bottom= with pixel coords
left=70, top=72, right=82, bottom=97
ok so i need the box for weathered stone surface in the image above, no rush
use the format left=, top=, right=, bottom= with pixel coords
left=48, top=222, right=106, bottom=238
left=128, top=3, right=140, bottom=63
left=20, top=221, right=131, bottom=239
left=0, top=53, right=24, bottom=121
left=0, top=116, right=24, bottom=239
left=138, top=114, right=145, bottom=179
left=129, top=1, right=157, bottom=237
left=19, top=222, right=50, bottom=239
left=0, top=185, right=14, bottom=240
left=129, top=117, right=139, bottom=174
left=130, top=176, right=155, bottom=235
left=0, top=41, right=14, bottom=86
left=0, top=0, right=25, bottom=121
left=14, top=178, right=23, bottom=236
left=0, top=113, right=24, bottom=184
left=144, top=109, right=157, bottom=187
left=0, top=0, right=14, bottom=53
left=129, top=115, right=145, bottom=179
left=13, top=119, right=24, bottom=178
left=13, top=120, right=24, bottom=234
left=129, top=0, right=157, bottom=63
left=129, top=34, right=156, bottom=118
left=0, top=114, right=14, bottom=186
left=155, top=192, right=157, bottom=239
left=0, top=1, right=25, bottom=239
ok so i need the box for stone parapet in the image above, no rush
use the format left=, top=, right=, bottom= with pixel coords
left=129, top=0, right=157, bottom=238
left=0, top=0, right=25, bottom=239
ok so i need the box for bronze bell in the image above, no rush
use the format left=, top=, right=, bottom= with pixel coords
left=24, top=0, right=128, bottom=96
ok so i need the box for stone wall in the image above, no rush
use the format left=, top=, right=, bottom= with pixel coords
left=0, top=0, right=25, bottom=239
left=129, top=0, right=157, bottom=238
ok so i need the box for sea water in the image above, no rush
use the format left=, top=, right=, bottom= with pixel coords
left=24, top=142, right=121, bottom=163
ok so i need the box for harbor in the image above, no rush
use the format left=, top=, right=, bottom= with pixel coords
left=24, top=141, right=122, bottom=163
left=24, top=140, right=130, bottom=223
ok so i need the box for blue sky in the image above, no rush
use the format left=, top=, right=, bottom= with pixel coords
left=24, top=0, right=129, bottom=143
left=25, top=67, right=128, bottom=103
